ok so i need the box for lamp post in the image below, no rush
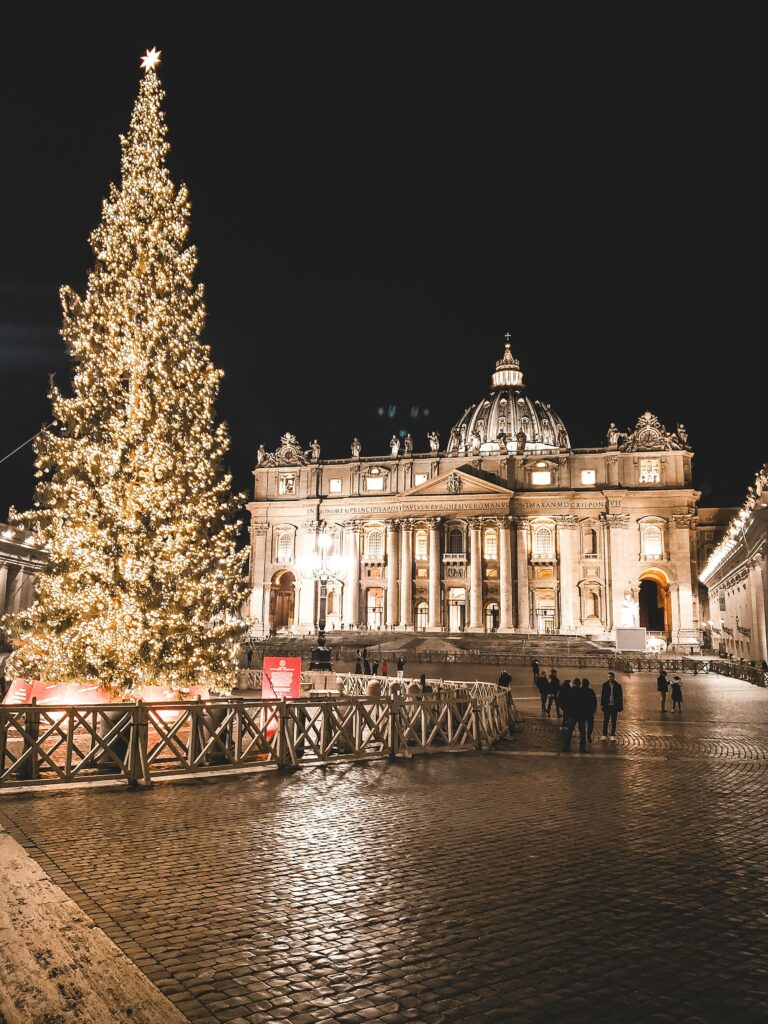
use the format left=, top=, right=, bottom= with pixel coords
left=298, top=534, right=348, bottom=672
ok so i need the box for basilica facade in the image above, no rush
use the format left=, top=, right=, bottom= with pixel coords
left=247, top=343, right=725, bottom=648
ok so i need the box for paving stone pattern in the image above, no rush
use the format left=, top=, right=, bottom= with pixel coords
left=2, top=671, right=768, bottom=1023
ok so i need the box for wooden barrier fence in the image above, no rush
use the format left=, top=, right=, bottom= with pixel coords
left=0, top=685, right=518, bottom=790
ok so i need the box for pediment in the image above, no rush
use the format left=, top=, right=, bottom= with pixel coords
left=404, top=468, right=514, bottom=498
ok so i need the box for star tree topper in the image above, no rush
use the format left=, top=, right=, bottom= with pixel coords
left=140, top=47, right=161, bottom=72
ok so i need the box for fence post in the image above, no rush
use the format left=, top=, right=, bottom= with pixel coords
left=17, top=697, right=40, bottom=780
left=276, top=697, right=291, bottom=769
left=127, top=701, right=150, bottom=787
left=0, top=706, right=7, bottom=777
left=388, top=696, right=400, bottom=759
left=471, top=698, right=483, bottom=750
left=188, top=696, right=202, bottom=768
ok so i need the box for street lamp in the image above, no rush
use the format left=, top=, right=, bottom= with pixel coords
left=297, top=534, right=348, bottom=671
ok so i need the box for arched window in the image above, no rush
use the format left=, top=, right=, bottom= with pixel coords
left=589, top=591, right=600, bottom=618
left=583, top=528, right=597, bottom=556
left=326, top=590, right=336, bottom=615
left=276, top=531, right=293, bottom=563
left=533, top=526, right=554, bottom=557
left=643, top=525, right=663, bottom=559
left=416, top=601, right=429, bottom=629
left=415, top=529, right=428, bottom=560
left=484, top=529, right=498, bottom=560
left=448, top=527, right=465, bottom=554
left=366, top=529, right=384, bottom=561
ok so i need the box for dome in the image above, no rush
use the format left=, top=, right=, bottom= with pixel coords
left=446, top=342, right=571, bottom=456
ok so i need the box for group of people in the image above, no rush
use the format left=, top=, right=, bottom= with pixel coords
left=656, top=670, right=684, bottom=712
left=531, top=659, right=625, bottom=752
left=353, top=649, right=406, bottom=678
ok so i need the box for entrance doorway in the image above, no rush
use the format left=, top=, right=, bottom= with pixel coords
left=485, top=603, right=499, bottom=632
left=535, top=589, right=556, bottom=634
left=448, top=588, right=466, bottom=631
left=269, top=570, right=295, bottom=631
left=366, top=588, right=384, bottom=628
left=639, top=572, right=671, bottom=637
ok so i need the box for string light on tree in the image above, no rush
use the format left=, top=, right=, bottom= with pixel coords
left=4, top=51, right=248, bottom=697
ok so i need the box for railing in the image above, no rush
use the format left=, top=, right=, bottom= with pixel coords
left=613, top=656, right=766, bottom=687
left=0, top=686, right=519, bottom=790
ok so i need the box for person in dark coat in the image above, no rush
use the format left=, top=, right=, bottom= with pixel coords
left=531, top=658, right=540, bottom=686
left=372, top=659, right=379, bottom=676
left=497, top=669, right=512, bottom=689
left=657, top=670, right=670, bottom=712
left=563, top=679, right=585, bottom=752
left=671, top=676, right=683, bottom=712
left=546, top=674, right=560, bottom=718
left=581, top=677, right=597, bottom=744
left=396, top=656, right=406, bottom=678
left=363, top=656, right=371, bottom=675
left=558, top=680, right=572, bottom=731
left=600, top=672, right=624, bottom=740
left=536, top=673, right=549, bottom=713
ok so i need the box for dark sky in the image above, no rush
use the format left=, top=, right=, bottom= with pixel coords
left=1, top=12, right=763, bottom=520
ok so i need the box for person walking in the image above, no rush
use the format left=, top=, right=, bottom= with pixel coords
left=563, top=679, right=585, bottom=752
left=531, top=658, right=540, bottom=686
left=497, top=669, right=512, bottom=689
left=600, top=672, right=624, bottom=741
left=381, top=659, right=389, bottom=677
left=558, top=680, right=572, bottom=731
left=581, top=677, right=597, bottom=744
left=536, top=672, right=549, bottom=713
left=354, top=658, right=362, bottom=674
left=371, top=659, right=379, bottom=676
left=546, top=673, right=560, bottom=718
left=396, top=655, right=405, bottom=679
left=363, top=655, right=371, bottom=675
left=671, top=676, right=683, bottom=712
left=657, top=670, right=670, bottom=712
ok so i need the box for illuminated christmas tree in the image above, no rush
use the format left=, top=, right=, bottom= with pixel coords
left=5, top=50, right=247, bottom=695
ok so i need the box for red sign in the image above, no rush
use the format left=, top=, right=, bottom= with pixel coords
left=262, top=657, right=302, bottom=700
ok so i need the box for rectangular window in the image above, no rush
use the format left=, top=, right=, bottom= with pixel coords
left=278, top=475, right=296, bottom=495
left=531, top=471, right=552, bottom=486
left=365, top=476, right=384, bottom=491
left=719, top=594, right=726, bottom=612
left=639, top=459, right=661, bottom=484
left=329, top=478, right=342, bottom=493
left=581, top=469, right=596, bottom=486
left=414, top=473, right=428, bottom=486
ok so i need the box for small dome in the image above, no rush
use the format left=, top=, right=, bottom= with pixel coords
left=447, top=341, right=570, bottom=455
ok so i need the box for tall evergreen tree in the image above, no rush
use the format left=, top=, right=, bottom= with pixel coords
left=5, top=51, right=247, bottom=694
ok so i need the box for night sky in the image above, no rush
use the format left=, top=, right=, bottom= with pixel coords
left=1, top=14, right=763, bottom=522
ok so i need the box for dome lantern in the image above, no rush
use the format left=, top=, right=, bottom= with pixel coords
left=492, top=342, right=524, bottom=388
left=446, top=338, right=570, bottom=455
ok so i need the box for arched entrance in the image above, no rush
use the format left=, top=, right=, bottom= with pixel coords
left=638, top=570, right=671, bottom=638
left=366, top=588, right=384, bottom=628
left=269, top=570, right=295, bottom=631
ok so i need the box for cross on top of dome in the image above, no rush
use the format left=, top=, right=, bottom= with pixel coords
left=492, top=339, right=523, bottom=388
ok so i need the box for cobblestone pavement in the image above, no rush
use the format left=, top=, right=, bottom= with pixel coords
left=2, top=670, right=768, bottom=1023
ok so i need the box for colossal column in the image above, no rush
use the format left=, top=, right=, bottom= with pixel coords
left=343, top=521, right=361, bottom=627
left=671, top=511, right=698, bottom=645
left=515, top=519, right=531, bottom=631
left=249, top=523, right=270, bottom=629
left=296, top=522, right=318, bottom=632
left=752, top=557, right=768, bottom=663
left=0, top=563, right=8, bottom=618
left=399, top=520, right=414, bottom=627
left=498, top=517, right=514, bottom=632
left=385, top=521, right=400, bottom=627
left=468, top=520, right=484, bottom=631
left=427, top=517, right=442, bottom=630
left=556, top=516, right=578, bottom=632
left=602, top=512, right=631, bottom=632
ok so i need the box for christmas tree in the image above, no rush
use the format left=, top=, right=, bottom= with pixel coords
left=5, top=49, right=248, bottom=696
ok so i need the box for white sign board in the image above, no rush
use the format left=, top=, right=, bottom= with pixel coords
left=615, top=627, right=647, bottom=652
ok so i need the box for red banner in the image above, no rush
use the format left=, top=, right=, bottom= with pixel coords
left=262, top=657, right=302, bottom=700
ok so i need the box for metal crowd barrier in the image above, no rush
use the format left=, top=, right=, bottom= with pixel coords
left=0, top=686, right=518, bottom=790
